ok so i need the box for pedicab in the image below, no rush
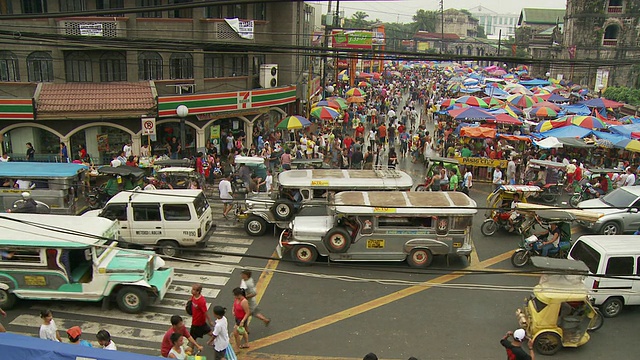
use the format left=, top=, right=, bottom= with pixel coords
left=524, top=159, right=566, bottom=203
left=88, top=166, right=145, bottom=209
left=155, top=167, right=206, bottom=190
left=515, top=257, right=603, bottom=355
left=415, top=156, right=461, bottom=191
left=481, top=185, right=542, bottom=236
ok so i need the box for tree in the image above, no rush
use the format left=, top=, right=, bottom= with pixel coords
left=344, top=11, right=372, bottom=29
left=384, top=22, right=415, bottom=51
left=477, top=25, right=487, bottom=39
left=413, top=9, right=438, bottom=33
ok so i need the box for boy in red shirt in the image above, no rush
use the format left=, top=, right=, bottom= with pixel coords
left=190, top=283, right=213, bottom=344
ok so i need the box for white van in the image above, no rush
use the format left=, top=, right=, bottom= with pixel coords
left=568, top=235, right=640, bottom=317
left=84, top=189, right=213, bottom=257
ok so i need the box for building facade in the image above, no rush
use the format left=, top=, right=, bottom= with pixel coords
left=436, top=9, right=479, bottom=39
left=468, top=5, right=518, bottom=40
left=0, top=1, right=316, bottom=162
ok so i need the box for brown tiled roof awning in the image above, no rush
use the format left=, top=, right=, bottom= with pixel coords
left=35, top=81, right=157, bottom=120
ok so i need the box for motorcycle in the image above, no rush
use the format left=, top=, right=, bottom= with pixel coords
left=570, top=181, right=598, bottom=208
left=480, top=209, right=526, bottom=236
left=511, top=233, right=571, bottom=267
left=87, top=186, right=111, bottom=210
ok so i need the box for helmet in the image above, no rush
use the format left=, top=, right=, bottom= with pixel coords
left=21, top=192, right=31, bottom=199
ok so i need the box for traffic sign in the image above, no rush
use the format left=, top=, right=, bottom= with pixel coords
left=141, top=117, right=156, bottom=135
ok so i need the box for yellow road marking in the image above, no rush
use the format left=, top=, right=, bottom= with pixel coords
left=470, top=239, right=480, bottom=265
left=248, top=250, right=513, bottom=352
left=255, top=251, right=280, bottom=305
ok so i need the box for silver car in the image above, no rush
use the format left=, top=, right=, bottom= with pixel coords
left=578, top=186, right=640, bottom=235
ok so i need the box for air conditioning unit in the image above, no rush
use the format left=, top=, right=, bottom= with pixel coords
left=259, top=64, right=278, bottom=88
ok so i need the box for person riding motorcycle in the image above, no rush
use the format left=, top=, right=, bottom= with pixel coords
left=507, top=193, right=522, bottom=232
left=534, top=222, right=561, bottom=257
left=7, top=192, right=38, bottom=213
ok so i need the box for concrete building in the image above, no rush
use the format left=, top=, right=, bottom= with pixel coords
left=468, top=5, right=518, bottom=40
left=436, top=9, right=479, bottom=38
left=0, top=1, right=317, bottom=162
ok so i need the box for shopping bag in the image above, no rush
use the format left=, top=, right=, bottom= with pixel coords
left=225, top=344, right=238, bottom=360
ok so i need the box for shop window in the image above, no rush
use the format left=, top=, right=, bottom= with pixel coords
left=138, top=51, right=163, bottom=80
left=137, top=0, right=162, bottom=18
left=22, top=0, right=47, bottom=13
left=252, top=54, right=265, bottom=75
left=467, top=46, right=472, bottom=56
left=163, top=204, right=191, bottom=221
left=169, top=53, right=193, bottom=79
left=606, top=256, right=634, bottom=275
left=227, top=3, right=247, bottom=19
left=0, top=1, right=12, bottom=14
left=231, top=55, right=248, bottom=76
left=0, top=51, right=20, bottom=82
left=204, top=53, right=224, bottom=78
left=65, top=51, right=93, bottom=82
left=100, top=51, right=127, bottom=82
left=169, top=0, right=193, bottom=18
left=27, top=51, right=53, bottom=82
left=59, top=0, right=85, bottom=11
left=603, top=25, right=620, bottom=46
left=206, top=4, right=222, bottom=18
left=133, top=204, right=161, bottom=221
left=254, top=2, right=266, bottom=21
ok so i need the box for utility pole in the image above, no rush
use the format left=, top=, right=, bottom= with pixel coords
left=440, top=0, right=444, bottom=55
left=497, top=29, right=502, bottom=57
left=321, top=1, right=332, bottom=100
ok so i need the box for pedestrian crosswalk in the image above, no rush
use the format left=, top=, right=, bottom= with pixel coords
left=6, top=211, right=255, bottom=356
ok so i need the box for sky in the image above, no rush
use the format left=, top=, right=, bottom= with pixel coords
left=313, top=0, right=567, bottom=24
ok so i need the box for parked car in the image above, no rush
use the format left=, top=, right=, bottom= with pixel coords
left=577, top=186, right=640, bottom=235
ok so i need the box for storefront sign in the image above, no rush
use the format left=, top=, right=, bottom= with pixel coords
left=210, top=125, right=220, bottom=140
left=97, top=134, right=109, bottom=152
left=454, top=156, right=508, bottom=168
left=224, top=18, right=254, bottom=40
left=79, top=23, right=103, bottom=36
left=0, top=99, right=34, bottom=120
left=331, top=30, right=373, bottom=50
left=141, top=117, right=156, bottom=135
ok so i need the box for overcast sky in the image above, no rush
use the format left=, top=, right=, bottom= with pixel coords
left=314, top=0, right=567, bottom=23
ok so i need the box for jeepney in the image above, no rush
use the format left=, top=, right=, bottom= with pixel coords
left=243, top=169, right=414, bottom=236
left=0, top=162, right=89, bottom=214
left=0, top=213, right=173, bottom=314
left=277, top=191, right=477, bottom=267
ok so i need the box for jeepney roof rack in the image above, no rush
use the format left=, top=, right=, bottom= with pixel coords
left=373, top=168, right=402, bottom=178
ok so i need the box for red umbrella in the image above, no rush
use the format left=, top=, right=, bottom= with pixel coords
left=490, top=113, right=522, bottom=125
left=532, top=101, right=561, bottom=112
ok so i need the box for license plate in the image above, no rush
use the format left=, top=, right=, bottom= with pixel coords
left=453, top=242, right=462, bottom=248
left=366, top=239, right=385, bottom=249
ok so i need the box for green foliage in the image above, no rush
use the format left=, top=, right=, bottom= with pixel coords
left=603, top=86, right=640, bottom=106
left=344, top=11, right=373, bottom=29
left=413, top=9, right=438, bottom=32
left=384, top=22, right=416, bottom=51
left=477, top=25, right=486, bottom=39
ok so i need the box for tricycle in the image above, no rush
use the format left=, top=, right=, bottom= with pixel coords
left=415, top=156, right=461, bottom=191
left=524, top=159, right=566, bottom=204
left=510, top=209, right=575, bottom=267
left=515, top=257, right=603, bottom=355
left=569, top=168, right=623, bottom=207
left=481, top=185, right=542, bottom=236
left=88, top=166, right=145, bottom=209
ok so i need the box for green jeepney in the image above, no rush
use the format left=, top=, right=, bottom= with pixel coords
left=0, top=213, right=173, bottom=314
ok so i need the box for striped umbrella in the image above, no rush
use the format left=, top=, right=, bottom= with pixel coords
left=327, top=96, right=348, bottom=110
left=615, top=139, right=640, bottom=153
left=570, top=115, right=607, bottom=129
left=441, top=98, right=455, bottom=108
left=346, top=96, right=366, bottom=103
left=507, top=94, right=539, bottom=108
left=276, top=115, right=311, bottom=130
left=532, top=101, right=561, bottom=112
left=310, top=106, right=340, bottom=120
left=535, top=118, right=569, bottom=132
left=312, top=99, right=341, bottom=110
left=532, top=106, right=558, bottom=118
left=345, top=88, right=365, bottom=97
left=482, top=97, right=504, bottom=107
left=358, top=81, right=371, bottom=88
left=455, top=96, right=489, bottom=108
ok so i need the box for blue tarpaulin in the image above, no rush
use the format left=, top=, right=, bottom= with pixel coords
left=520, top=79, right=550, bottom=87
left=483, top=87, right=510, bottom=99
left=559, top=104, right=591, bottom=115
left=592, top=130, right=628, bottom=143
left=609, top=124, right=640, bottom=137
left=0, top=162, right=88, bottom=178
left=540, top=125, right=593, bottom=138
left=0, top=333, right=162, bottom=360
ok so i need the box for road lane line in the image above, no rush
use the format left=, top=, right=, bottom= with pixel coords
left=255, top=251, right=280, bottom=306
left=470, top=239, right=480, bottom=265
left=248, top=250, right=513, bottom=351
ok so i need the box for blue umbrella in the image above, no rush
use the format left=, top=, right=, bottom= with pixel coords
left=547, top=93, right=569, bottom=103
left=449, top=107, right=496, bottom=121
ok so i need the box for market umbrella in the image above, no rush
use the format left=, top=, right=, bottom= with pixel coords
left=448, top=107, right=496, bottom=121
left=504, top=83, right=532, bottom=95
left=441, top=98, right=455, bottom=107
left=507, top=94, right=539, bottom=108
left=533, top=107, right=558, bottom=118
left=345, top=88, right=365, bottom=97
left=483, top=97, right=504, bottom=107
left=619, top=115, right=640, bottom=124
left=532, top=101, right=561, bottom=112
left=503, top=104, right=523, bottom=116
left=490, top=113, right=522, bottom=125
left=570, top=115, right=607, bottom=129
left=455, top=96, right=489, bottom=108
left=615, top=139, right=640, bottom=153
left=546, top=93, right=569, bottom=103
left=312, top=99, right=341, bottom=110
left=310, top=106, right=340, bottom=120
left=580, top=98, right=625, bottom=109
left=535, top=118, right=569, bottom=132
left=373, top=72, right=381, bottom=80
left=534, top=136, right=563, bottom=149
left=358, top=81, right=371, bottom=88
left=346, top=96, right=365, bottom=103
left=276, top=115, right=311, bottom=130
left=327, top=96, right=348, bottom=110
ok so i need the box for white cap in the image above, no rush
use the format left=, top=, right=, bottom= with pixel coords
left=572, top=159, right=577, bottom=163
left=21, top=192, right=31, bottom=198
left=513, top=328, right=526, bottom=341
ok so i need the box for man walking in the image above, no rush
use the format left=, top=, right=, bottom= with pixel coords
left=240, top=270, right=271, bottom=326
left=500, top=328, right=535, bottom=359
left=189, top=283, right=213, bottom=346
left=219, top=173, right=233, bottom=219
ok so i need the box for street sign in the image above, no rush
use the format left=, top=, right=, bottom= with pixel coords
left=141, top=117, right=156, bottom=135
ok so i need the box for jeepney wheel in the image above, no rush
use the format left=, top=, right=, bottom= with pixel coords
left=158, top=240, right=180, bottom=257
left=480, top=219, right=498, bottom=236
left=415, top=185, right=427, bottom=192
left=510, top=250, right=530, bottom=268
left=272, top=200, right=294, bottom=221
left=0, top=288, right=16, bottom=310
left=116, top=287, right=149, bottom=314
left=533, top=332, right=562, bottom=355
left=244, top=215, right=268, bottom=237
left=323, top=228, right=352, bottom=253
left=407, top=248, right=433, bottom=268
left=601, top=297, right=624, bottom=318
left=569, top=194, right=582, bottom=208
left=600, top=221, right=620, bottom=236
left=588, top=308, right=604, bottom=331
left=290, top=245, right=318, bottom=265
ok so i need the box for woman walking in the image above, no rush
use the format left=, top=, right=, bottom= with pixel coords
left=232, top=287, right=251, bottom=349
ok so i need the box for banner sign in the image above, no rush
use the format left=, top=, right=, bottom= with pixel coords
left=79, top=24, right=103, bottom=36
left=332, top=30, right=373, bottom=50
left=224, top=18, right=254, bottom=40
left=454, top=156, right=508, bottom=169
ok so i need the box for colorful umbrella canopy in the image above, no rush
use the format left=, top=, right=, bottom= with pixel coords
left=310, top=106, right=340, bottom=120
left=535, top=118, right=569, bottom=132
left=507, top=94, right=539, bottom=108
left=619, top=115, right=640, bottom=124
left=327, top=96, right=348, bottom=110
left=615, top=139, right=640, bottom=153
left=345, top=88, right=365, bottom=97
left=346, top=96, right=365, bottom=103
left=448, top=107, right=496, bottom=121
left=570, top=115, right=607, bottom=129
left=455, top=96, right=489, bottom=108
left=504, top=83, right=533, bottom=95
left=532, top=101, right=561, bottom=112
left=276, top=115, right=311, bottom=130
left=546, top=93, right=569, bottom=103
left=312, top=99, right=341, bottom=110
left=581, top=98, right=625, bottom=109
left=490, top=113, right=522, bottom=125
left=358, top=81, right=371, bottom=88
left=504, top=104, right=523, bottom=116
left=441, top=99, right=455, bottom=107
left=533, top=106, right=558, bottom=118
left=483, top=97, right=504, bottom=107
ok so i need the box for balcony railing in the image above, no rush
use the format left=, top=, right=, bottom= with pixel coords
left=57, top=17, right=128, bottom=38
left=603, top=39, right=618, bottom=46
left=607, top=6, right=623, bottom=13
